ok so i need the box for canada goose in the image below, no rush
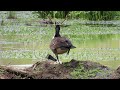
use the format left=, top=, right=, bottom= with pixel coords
left=50, top=24, right=76, bottom=64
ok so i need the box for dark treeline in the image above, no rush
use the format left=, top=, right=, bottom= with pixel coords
left=33, top=11, right=120, bottom=20
left=5, top=11, right=120, bottom=21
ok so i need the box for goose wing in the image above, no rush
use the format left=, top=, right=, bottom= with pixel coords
left=50, top=37, right=74, bottom=50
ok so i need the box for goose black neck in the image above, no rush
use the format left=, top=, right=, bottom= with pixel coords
left=55, top=25, right=61, bottom=37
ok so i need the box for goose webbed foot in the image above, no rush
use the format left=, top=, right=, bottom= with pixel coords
left=56, top=60, right=62, bottom=64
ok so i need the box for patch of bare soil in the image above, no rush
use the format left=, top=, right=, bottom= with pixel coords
left=0, top=59, right=120, bottom=79
left=107, top=65, right=120, bottom=79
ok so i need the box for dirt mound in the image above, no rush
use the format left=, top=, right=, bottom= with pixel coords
left=107, top=65, right=120, bottom=79
left=0, top=59, right=120, bottom=79
left=24, top=59, right=79, bottom=79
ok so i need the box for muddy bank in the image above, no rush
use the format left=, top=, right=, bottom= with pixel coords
left=0, top=59, right=120, bottom=79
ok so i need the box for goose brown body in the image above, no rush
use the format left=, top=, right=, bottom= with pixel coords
left=50, top=25, right=76, bottom=63
left=50, top=37, right=73, bottom=54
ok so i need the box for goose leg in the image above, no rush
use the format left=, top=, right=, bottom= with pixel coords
left=67, top=48, right=70, bottom=55
left=55, top=54, right=62, bottom=64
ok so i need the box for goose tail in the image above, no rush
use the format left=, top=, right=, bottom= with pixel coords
left=70, top=45, right=76, bottom=49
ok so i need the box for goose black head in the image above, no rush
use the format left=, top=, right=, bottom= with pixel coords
left=55, top=24, right=61, bottom=37
left=55, top=25, right=60, bottom=30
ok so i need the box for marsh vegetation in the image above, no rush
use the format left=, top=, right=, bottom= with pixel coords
left=0, top=11, right=120, bottom=79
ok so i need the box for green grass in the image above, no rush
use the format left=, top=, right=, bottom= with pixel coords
left=0, top=11, right=120, bottom=69
left=97, top=60, right=120, bottom=69
left=0, top=58, right=33, bottom=65
left=70, top=63, right=106, bottom=79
